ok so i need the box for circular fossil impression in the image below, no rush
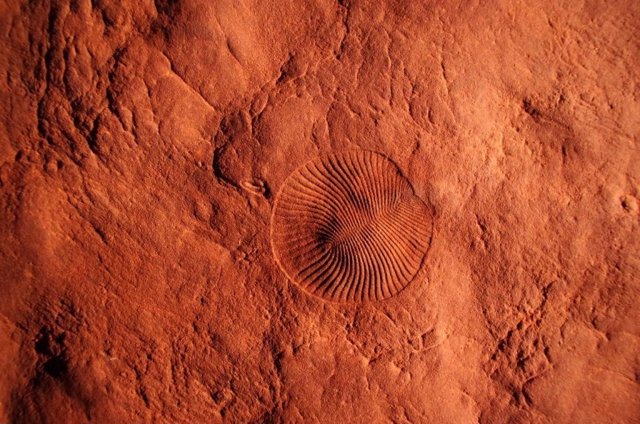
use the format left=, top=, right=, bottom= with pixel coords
left=270, top=150, right=433, bottom=302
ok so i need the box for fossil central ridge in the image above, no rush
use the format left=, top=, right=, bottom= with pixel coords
left=271, top=150, right=433, bottom=302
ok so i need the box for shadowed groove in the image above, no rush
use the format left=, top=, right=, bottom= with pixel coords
left=346, top=239, right=365, bottom=301
left=271, top=150, right=433, bottom=302
left=305, top=162, right=362, bottom=233
left=361, top=225, right=388, bottom=300
left=313, top=243, right=343, bottom=296
left=335, top=237, right=360, bottom=301
left=370, top=227, right=402, bottom=296
left=304, top=250, right=339, bottom=291
left=319, top=159, right=364, bottom=231
left=373, top=213, right=419, bottom=280
left=283, top=187, right=338, bottom=224
left=317, top=242, right=348, bottom=298
left=294, top=242, right=331, bottom=275
left=379, top=215, right=424, bottom=261
left=301, top=247, right=333, bottom=281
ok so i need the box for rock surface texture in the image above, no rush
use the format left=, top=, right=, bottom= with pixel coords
left=1, top=0, right=639, bottom=423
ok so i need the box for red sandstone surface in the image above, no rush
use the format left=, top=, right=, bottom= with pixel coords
left=1, top=0, right=639, bottom=423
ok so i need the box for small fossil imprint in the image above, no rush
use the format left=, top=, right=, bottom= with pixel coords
left=270, top=150, right=433, bottom=302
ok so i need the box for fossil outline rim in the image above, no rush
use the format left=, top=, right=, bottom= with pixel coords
left=270, top=150, right=433, bottom=302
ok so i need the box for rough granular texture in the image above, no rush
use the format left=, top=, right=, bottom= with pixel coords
left=0, top=0, right=639, bottom=423
left=271, top=150, right=432, bottom=302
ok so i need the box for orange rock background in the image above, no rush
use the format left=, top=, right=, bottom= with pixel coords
left=1, top=0, right=639, bottom=422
